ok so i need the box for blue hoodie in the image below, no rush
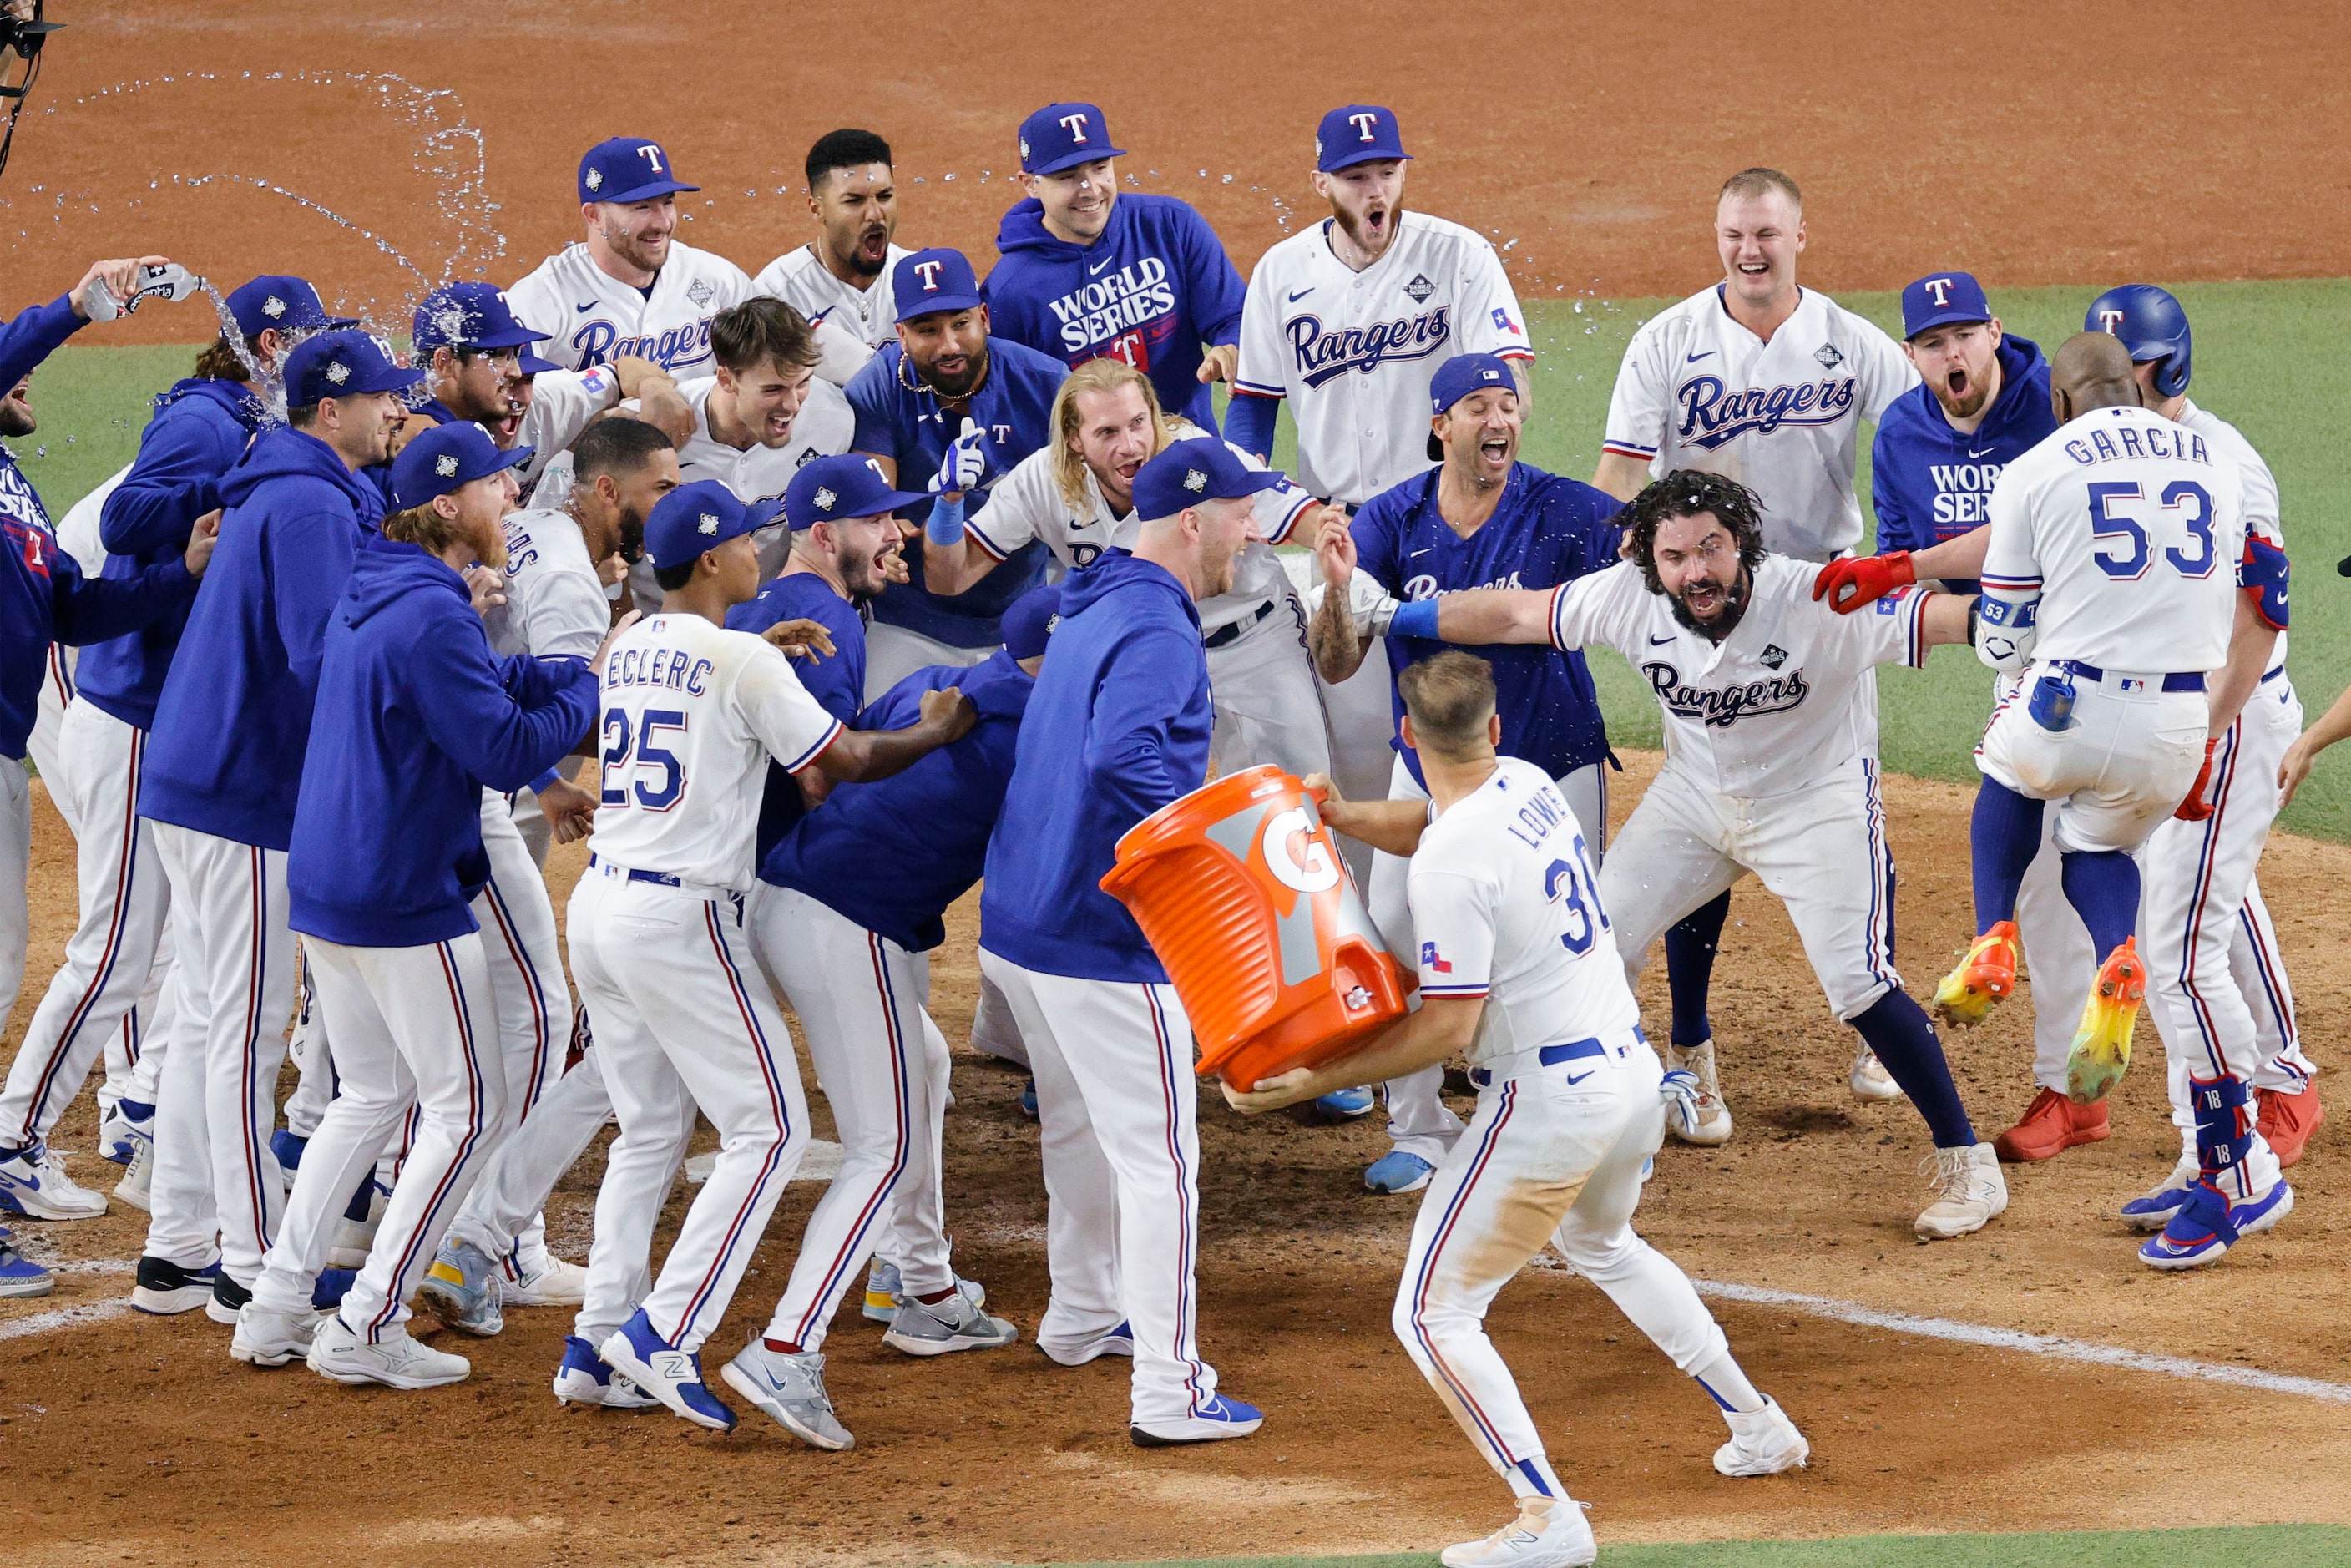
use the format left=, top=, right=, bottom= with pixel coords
left=980, top=549, right=1208, bottom=983
left=762, top=650, right=1034, bottom=953
left=289, top=536, right=597, bottom=948
left=140, top=423, right=387, bottom=850
left=725, top=571, right=869, bottom=861
left=1870, top=335, right=2056, bottom=595
left=77, top=377, right=265, bottom=730
left=987, top=192, right=1246, bottom=434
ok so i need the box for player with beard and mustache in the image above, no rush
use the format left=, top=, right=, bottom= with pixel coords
left=1416, top=469, right=2014, bottom=1242
left=754, top=129, right=913, bottom=349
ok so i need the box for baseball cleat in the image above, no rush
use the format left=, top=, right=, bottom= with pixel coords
left=1993, top=1087, right=2111, bottom=1163
left=1018, top=1078, right=1039, bottom=1120
left=1039, top=1318, right=1135, bottom=1367
left=1848, top=1044, right=1904, bottom=1103
left=2064, top=939, right=2146, bottom=1104
left=100, top=1102, right=153, bottom=1166
left=130, top=1254, right=222, bottom=1315
left=601, top=1309, right=736, bottom=1433
left=417, top=1239, right=503, bottom=1337
left=721, top=1343, right=855, bottom=1450
left=882, top=1290, right=1019, bottom=1357
left=1440, top=1495, right=1597, bottom=1568
left=1131, top=1392, right=1264, bottom=1447
left=553, top=1334, right=657, bottom=1409
left=862, top=1257, right=988, bottom=1324
left=2139, top=1180, right=2293, bottom=1270
left=113, top=1131, right=154, bottom=1212
left=1714, top=1396, right=1811, bottom=1476
left=1933, top=920, right=2020, bottom=1026
left=2120, top=1155, right=2201, bottom=1231
left=1663, top=1040, right=1732, bottom=1145
left=0, top=1227, right=53, bottom=1298
left=506, top=1250, right=588, bottom=1308
left=0, top=1146, right=108, bottom=1221
left=1309, top=1085, right=1376, bottom=1121
left=2256, top=1085, right=2324, bottom=1168
left=231, top=1303, right=322, bottom=1368
left=1365, top=1150, right=1435, bottom=1193
left=207, top=1270, right=252, bottom=1327
left=307, top=1314, right=471, bottom=1390
left=1915, top=1143, right=2008, bottom=1239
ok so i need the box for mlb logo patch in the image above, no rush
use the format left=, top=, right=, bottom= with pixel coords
left=1419, top=940, right=1452, bottom=974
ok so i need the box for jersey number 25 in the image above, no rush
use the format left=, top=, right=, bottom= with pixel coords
left=2087, top=480, right=2216, bottom=581
left=601, top=707, right=689, bottom=811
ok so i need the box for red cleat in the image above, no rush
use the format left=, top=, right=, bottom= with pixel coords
left=1993, top=1086, right=2112, bottom=1163
left=2257, top=1085, right=2324, bottom=1168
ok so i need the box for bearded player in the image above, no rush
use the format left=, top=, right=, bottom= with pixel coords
left=755, top=129, right=913, bottom=348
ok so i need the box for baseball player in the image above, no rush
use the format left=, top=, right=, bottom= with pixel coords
left=752, top=129, right=911, bottom=347
left=133, top=331, right=422, bottom=1321
left=0, top=255, right=218, bottom=1226
left=230, top=423, right=600, bottom=1385
left=979, top=437, right=1271, bottom=1446
left=984, top=102, right=1247, bottom=435
left=1428, top=470, right=2010, bottom=1239
left=1593, top=168, right=1919, bottom=1116
left=846, top=247, right=1068, bottom=698
left=563, top=481, right=974, bottom=1431
left=1228, top=651, right=1807, bottom=1568
left=726, top=580, right=1060, bottom=1450
left=1309, top=353, right=1623, bottom=1195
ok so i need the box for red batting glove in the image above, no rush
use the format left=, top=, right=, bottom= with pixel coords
left=1811, top=550, right=1916, bottom=614
left=2175, top=737, right=2221, bottom=821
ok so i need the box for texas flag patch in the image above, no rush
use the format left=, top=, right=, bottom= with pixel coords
left=1491, top=308, right=1524, bottom=337
left=1420, top=940, right=1453, bottom=974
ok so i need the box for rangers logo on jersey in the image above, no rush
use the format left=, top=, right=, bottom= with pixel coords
left=1676, top=372, right=1858, bottom=451
left=1641, top=659, right=1810, bottom=726
left=1287, top=307, right=1451, bottom=387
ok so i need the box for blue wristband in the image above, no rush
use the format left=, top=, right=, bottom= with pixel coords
left=924, top=493, right=966, bottom=547
left=1389, top=598, right=1439, bottom=640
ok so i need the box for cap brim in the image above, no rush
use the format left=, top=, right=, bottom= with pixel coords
left=599, top=178, right=699, bottom=204
left=746, top=498, right=787, bottom=531
left=1319, top=149, right=1413, bottom=173
left=1211, top=469, right=1289, bottom=502
left=793, top=488, right=930, bottom=529
left=518, top=351, right=563, bottom=375
left=488, top=443, right=537, bottom=477
left=345, top=366, right=430, bottom=397
left=895, top=292, right=984, bottom=323
left=1029, top=143, right=1128, bottom=175
left=1904, top=311, right=1991, bottom=341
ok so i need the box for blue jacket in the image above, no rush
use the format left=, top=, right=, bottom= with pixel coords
left=289, top=537, right=597, bottom=948
left=762, top=650, right=1033, bottom=953
left=140, top=424, right=387, bottom=850
left=987, top=193, right=1246, bottom=433
left=845, top=337, right=1065, bottom=648
left=980, top=549, right=1208, bottom=982
left=78, top=377, right=265, bottom=730
left=724, top=570, right=868, bottom=861
left=1870, top=335, right=2056, bottom=594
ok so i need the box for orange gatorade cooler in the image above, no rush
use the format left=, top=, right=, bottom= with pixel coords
left=1100, top=764, right=1413, bottom=1088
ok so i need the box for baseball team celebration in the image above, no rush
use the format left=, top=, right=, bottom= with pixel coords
left=2, top=8, right=2345, bottom=1565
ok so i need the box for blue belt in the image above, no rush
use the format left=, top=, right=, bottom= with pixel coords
left=1468, top=1035, right=1610, bottom=1090
left=2262, top=664, right=2288, bottom=685
left=590, top=852, right=684, bottom=888
left=2050, top=660, right=2204, bottom=693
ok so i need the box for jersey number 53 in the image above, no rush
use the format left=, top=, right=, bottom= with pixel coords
left=2086, top=480, right=2216, bottom=581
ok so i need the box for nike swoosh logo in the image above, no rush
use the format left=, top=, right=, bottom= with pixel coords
left=1288, top=288, right=1314, bottom=302
left=575, top=301, right=594, bottom=313
left=1686, top=349, right=1716, bottom=362
left=1090, top=256, right=1115, bottom=276
left=1566, top=1070, right=1595, bottom=1085
left=1408, top=548, right=1431, bottom=558
left=1648, top=633, right=1675, bottom=645
left=1969, top=447, right=1996, bottom=458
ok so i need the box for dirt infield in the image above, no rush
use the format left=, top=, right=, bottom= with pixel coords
left=6, top=754, right=2345, bottom=1565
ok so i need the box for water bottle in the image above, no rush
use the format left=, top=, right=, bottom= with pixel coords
left=78, top=263, right=208, bottom=323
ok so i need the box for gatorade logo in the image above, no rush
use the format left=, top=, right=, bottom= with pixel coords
left=1260, top=807, right=1338, bottom=894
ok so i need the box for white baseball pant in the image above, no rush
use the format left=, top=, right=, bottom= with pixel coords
left=1205, top=586, right=1332, bottom=783
left=981, top=948, right=1223, bottom=1427
left=1, top=650, right=70, bottom=1047
left=283, top=946, right=334, bottom=1140
left=1396, top=1037, right=1728, bottom=1500
left=250, top=933, right=503, bottom=1338
left=143, top=823, right=293, bottom=1284
left=1372, top=758, right=1605, bottom=1165
left=1975, top=668, right=2207, bottom=855
left=751, top=884, right=954, bottom=1348
left=862, top=623, right=991, bottom=705
left=569, top=867, right=811, bottom=1353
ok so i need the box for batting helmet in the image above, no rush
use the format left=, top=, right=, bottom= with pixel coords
left=2085, top=285, right=2192, bottom=397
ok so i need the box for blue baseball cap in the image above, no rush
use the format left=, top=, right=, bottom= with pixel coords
left=388, top=421, right=533, bottom=511
left=1018, top=103, right=1126, bottom=176
left=224, top=275, right=356, bottom=338
left=1316, top=105, right=1411, bottom=174
left=282, top=331, right=427, bottom=407
left=1900, top=271, right=1994, bottom=340
left=1001, top=582, right=1062, bottom=662
left=892, top=248, right=984, bottom=322
left=786, top=453, right=928, bottom=530
left=578, top=137, right=699, bottom=205
left=644, top=479, right=761, bottom=570
left=1427, top=353, right=1519, bottom=458
left=413, top=282, right=557, bottom=372
left=1131, top=436, right=1287, bottom=521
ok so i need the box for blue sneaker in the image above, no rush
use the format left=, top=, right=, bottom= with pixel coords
left=2119, top=1156, right=2199, bottom=1232
left=600, top=1309, right=736, bottom=1432
left=1312, top=1086, right=1375, bottom=1121
left=270, top=1129, right=308, bottom=1185
left=0, top=1145, right=108, bottom=1220
left=1019, top=1078, right=1039, bottom=1120
left=553, top=1334, right=657, bottom=1409
left=2141, top=1180, right=2293, bottom=1270
left=311, top=1267, right=357, bottom=1311
left=1131, top=1392, right=1265, bottom=1447
left=0, top=1227, right=52, bottom=1298
left=100, top=1101, right=154, bottom=1166
left=1365, top=1150, right=1434, bottom=1194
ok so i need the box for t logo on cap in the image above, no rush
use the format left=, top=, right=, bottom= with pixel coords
left=1925, top=277, right=1954, bottom=306
left=2099, top=309, right=2126, bottom=332
left=913, top=260, right=945, bottom=292
left=1349, top=112, right=1378, bottom=142
left=1059, top=112, right=1090, bottom=142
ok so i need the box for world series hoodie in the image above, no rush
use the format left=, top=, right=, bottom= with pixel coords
left=1869, top=334, right=2057, bottom=594
left=288, top=536, right=597, bottom=948
left=980, top=549, right=1209, bottom=984
left=140, top=423, right=386, bottom=850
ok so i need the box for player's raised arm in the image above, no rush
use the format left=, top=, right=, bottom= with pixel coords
left=1420, top=585, right=1556, bottom=647
left=1307, top=507, right=1373, bottom=680
left=807, top=684, right=977, bottom=783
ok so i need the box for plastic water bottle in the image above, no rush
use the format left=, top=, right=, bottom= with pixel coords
left=78, top=263, right=207, bottom=322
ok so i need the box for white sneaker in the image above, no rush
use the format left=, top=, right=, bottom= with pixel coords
left=113, top=1135, right=154, bottom=1212
left=506, top=1251, right=587, bottom=1308
left=1713, top=1396, right=1810, bottom=1475
left=1916, top=1143, right=2009, bottom=1239
left=721, top=1342, right=856, bottom=1450
left=882, top=1290, right=1019, bottom=1358
left=0, top=1146, right=109, bottom=1221
left=232, top=1303, right=322, bottom=1368
left=306, top=1314, right=470, bottom=1389
left=1848, top=1044, right=1905, bottom=1104
left=1440, top=1496, right=1597, bottom=1568
left=326, top=1181, right=388, bottom=1269
left=1663, top=1041, right=1732, bottom=1146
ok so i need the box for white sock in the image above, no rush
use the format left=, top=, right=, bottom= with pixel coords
left=1693, top=1349, right=1766, bottom=1415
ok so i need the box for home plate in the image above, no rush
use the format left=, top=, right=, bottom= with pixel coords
left=685, top=1139, right=842, bottom=1186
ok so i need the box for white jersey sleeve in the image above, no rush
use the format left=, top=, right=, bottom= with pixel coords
left=503, top=258, right=569, bottom=353
left=1810, top=582, right=1933, bottom=672
left=56, top=463, right=129, bottom=574
left=1408, top=863, right=1497, bottom=999
left=1451, top=242, right=1532, bottom=362
left=964, top=446, right=1056, bottom=564
left=736, top=639, right=846, bottom=775
left=1600, top=315, right=1674, bottom=465
left=516, top=365, right=623, bottom=488
left=1231, top=438, right=1317, bottom=545
left=1232, top=255, right=1291, bottom=403
left=495, top=508, right=610, bottom=661
left=1545, top=561, right=1655, bottom=661
left=1845, top=306, right=1919, bottom=422
left=812, top=315, right=876, bottom=388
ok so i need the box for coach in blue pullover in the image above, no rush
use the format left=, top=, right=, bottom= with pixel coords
left=978, top=437, right=1272, bottom=1449
left=985, top=102, right=1247, bottom=435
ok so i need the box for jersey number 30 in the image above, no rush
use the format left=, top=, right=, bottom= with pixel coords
left=2086, top=480, right=2216, bottom=581
left=601, top=707, right=689, bottom=811
left=1543, top=841, right=1609, bottom=956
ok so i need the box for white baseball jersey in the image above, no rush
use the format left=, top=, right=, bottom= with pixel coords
left=2178, top=397, right=2285, bottom=665
left=1601, top=286, right=1915, bottom=561
left=507, top=240, right=751, bottom=378
left=753, top=242, right=912, bottom=346
left=589, top=613, right=842, bottom=891
left=1234, top=212, right=1531, bottom=506
left=967, top=417, right=1314, bottom=635
left=55, top=463, right=124, bottom=572
left=1980, top=404, right=2244, bottom=672
left=672, top=374, right=857, bottom=503
left=513, top=364, right=624, bottom=491
left=1547, top=556, right=1931, bottom=798
left=1408, top=757, right=1640, bottom=1065
left=488, top=506, right=609, bottom=661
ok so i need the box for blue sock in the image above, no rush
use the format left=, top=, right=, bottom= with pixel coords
left=1664, top=890, right=1731, bottom=1047
left=119, top=1099, right=156, bottom=1122
left=1852, top=990, right=1976, bottom=1148
left=343, top=1176, right=377, bottom=1223
left=1968, top=779, right=2043, bottom=933
left=2060, top=850, right=2141, bottom=962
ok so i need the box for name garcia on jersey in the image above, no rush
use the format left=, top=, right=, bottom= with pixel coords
left=1290, top=306, right=1450, bottom=387
left=1049, top=259, right=1178, bottom=355
left=1641, top=657, right=1809, bottom=726
left=1676, top=368, right=1856, bottom=451
left=2062, top=421, right=2211, bottom=469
